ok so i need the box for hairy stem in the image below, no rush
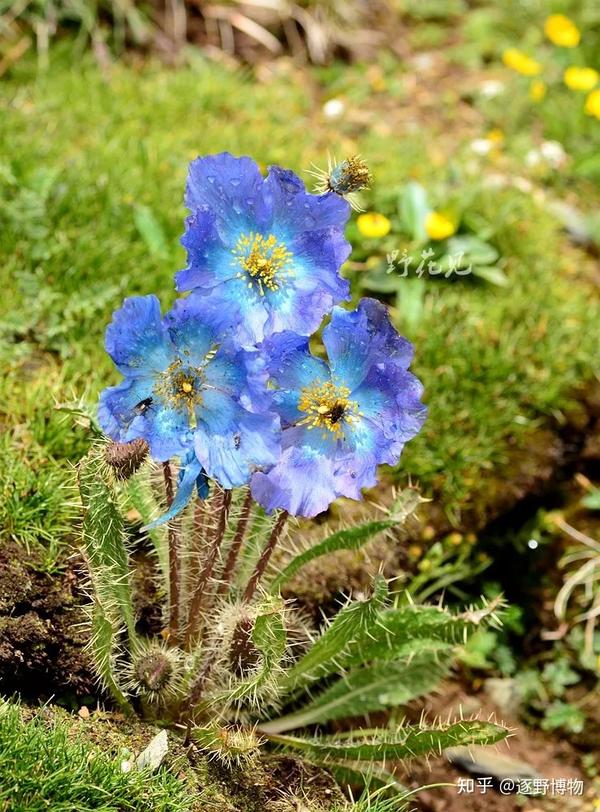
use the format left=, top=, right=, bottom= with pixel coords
left=216, top=489, right=253, bottom=596
left=243, top=510, right=288, bottom=603
left=163, top=461, right=181, bottom=646
left=184, top=488, right=232, bottom=649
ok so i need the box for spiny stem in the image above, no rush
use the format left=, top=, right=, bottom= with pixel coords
left=163, top=461, right=181, bottom=646
left=243, top=510, right=288, bottom=602
left=184, top=487, right=232, bottom=649
left=216, top=489, right=253, bottom=596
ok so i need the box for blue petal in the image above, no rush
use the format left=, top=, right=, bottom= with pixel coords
left=324, top=298, right=414, bottom=392
left=98, top=378, right=191, bottom=462
left=105, top=295, right=174, bottom=378
left=177, top=209, right=236, bottom=292
left=264, top=166, right=351, bottom=233
left=142, top=452, right=204, bottom=530
left=195, top=391, right=280, bottom=488
left=164, top=296, right=221, bottom=366
left=261, top=332, right=329, bottom=424
left=185, top=153, right=271, bottom=239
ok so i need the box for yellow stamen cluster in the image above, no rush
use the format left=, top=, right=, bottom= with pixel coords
left=154, top=360, right=203, bottom=426
left=233, top=232, right=292, bottom=295
left=298, top=381, right=359, bottom=438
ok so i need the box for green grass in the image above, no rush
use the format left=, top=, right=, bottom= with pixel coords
left=0, top=703, right=192, bottom=811
left=0, top=44, right=598, bottom=553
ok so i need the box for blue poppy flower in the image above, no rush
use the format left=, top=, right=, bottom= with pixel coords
left=176, top=152, right=351, bottom=347
left=98, top=295, right=280, bottom=496
left=250, top=298, right=426, bottom=517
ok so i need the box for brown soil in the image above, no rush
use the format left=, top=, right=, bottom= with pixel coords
left=0, top=540, right=95, bottom=701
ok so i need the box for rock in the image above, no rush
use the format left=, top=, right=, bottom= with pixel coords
left=445, top=745, right=539, bottom=782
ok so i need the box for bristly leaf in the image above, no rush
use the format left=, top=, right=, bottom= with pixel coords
left=339, top=601, right=500, bottom=669
left=268, top=489, right=423, bottom=593
left=268, top=521, right=397, bottom=593
left=262, top=652, right=451, bottom=732
left=282, top=576, right=389, bottom=692
left=78, top=443, right=137, bottom=640
left=264, top=719, right=508, bottom=761
left=78, top=441, right=139, bottom=710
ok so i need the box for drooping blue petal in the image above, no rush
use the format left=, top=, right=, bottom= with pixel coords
left=251, top=428, right=342, bottom=518
left=142, top=452, right=205, bottom=531
left=105, top=295, right=174, bottom=378
left=195, top=390, right=280, bottom=489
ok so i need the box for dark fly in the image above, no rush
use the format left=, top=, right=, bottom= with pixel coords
left=328, top=403, right=345, bottom=424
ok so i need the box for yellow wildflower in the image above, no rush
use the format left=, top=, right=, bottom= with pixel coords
left=425, top=211, right=456, bottom=241
left=357, top=212, right=391, bottom=238
left=544, top=14, right=580, bottom=48
left=585, top=89, right=600, bottom=119
left=529, top=79, right=547, bottom=102
left=564, top=66, right=599, bottom=91
left=486, top=128, right=504, bottom=143
left=502, top=48, right=542, bottom=77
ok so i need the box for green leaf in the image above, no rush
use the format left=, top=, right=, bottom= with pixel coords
left=266, top=719, right=508, bottom=761
left=78, top=442, right=139, bottom=711
left=395, top=277, right=425, bottom=331
left=262, top=652, right=451, bottom=732
left=399, top=182, right=429, bottom=242
left=283, top=576, right=389, bottom=691
left=582, top=488, right=600, bottom=510
left=446, top=235, right=499, bottom=266
left=268, top=520, right=397, bottom=593
left=471, top=265, right=509, bottom=287
left=133, top=205, right=168, bottom=257
left=78, top=443, right=137, bottom=642
left=541, top=701, right=585, bottom=734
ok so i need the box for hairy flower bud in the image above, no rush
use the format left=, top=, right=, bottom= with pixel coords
left=104, top=439, right=149, bottom=480
left=133, top=650, right=173, bottom=693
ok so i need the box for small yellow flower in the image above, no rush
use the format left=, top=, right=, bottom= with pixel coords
left=447, top=532, right=463, bottom=547
left=486, top=128, right=504, bottom=143
left=502, top=48, right=542, bottom=77
left=529, top=79, right=547, bottom=102
left=357, top=212, right=391, bottom=238
left=408, top=544, right=423, bottom=559
left=564, top=66, right=599, bottom=91
left=544, top=14, right=580, bottom=48
left=425, top=211, right=456, bottom=241
left=585, top=89, right=600, bottom=119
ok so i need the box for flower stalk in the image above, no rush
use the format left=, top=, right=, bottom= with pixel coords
left=243, top=510, right=288, bottom=602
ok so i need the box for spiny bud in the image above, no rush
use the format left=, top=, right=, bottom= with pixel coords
left=192, top=722, right=263, bottom=765
left=104, top=439, right=149, bottom=480
left=308, top=155, right=371, bottom=211
left=133, top=650, right=173, bottom=694
left=229, top=615, right=260, bottom=678
left=328, top=155, right=371, bottom=195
